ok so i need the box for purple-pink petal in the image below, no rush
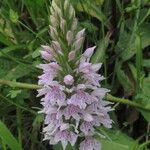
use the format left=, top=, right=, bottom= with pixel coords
left=79, top=137, right=101, bottom=150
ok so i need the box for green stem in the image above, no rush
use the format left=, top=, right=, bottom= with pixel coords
left=106, top=94, right=149, bottom=111
left=135, top=34, right=142, bottom=93
left=0, top=79, right=42, bottom=89
left=0, top=79, right=150, bottom=112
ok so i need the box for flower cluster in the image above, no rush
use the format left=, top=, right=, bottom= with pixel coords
left=37, top=0, right=112, bottom=149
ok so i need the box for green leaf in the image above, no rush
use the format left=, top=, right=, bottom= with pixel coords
left=0, top=58, right=16, bottom=78
left=128, top=63, right=137, bottom=81
left=4, top=64, right=35, bottom=80
left=97, top=128, right=140, bottom=150
left=80, top=20, right=98, bottom=34
left=95, top=0, right=104, bottom=5
left=22, top=0, right=47, bottom=26
left=116, top=22, right=150, bottom=61
left=72, top=0, right=110, bottom=28
left=32, top=114, right=44, bottom=128
left=0, top=120, right=22, bottom=150
left=9, top=9, right=19, bottom=23
left=7, top=90, right=22, bottom=98
left=32, top=47, right=41, bottom=58
left=115, top=31, right=135, bottom=62
left=143, top=59, right=150, bottom=67
left=0, top=32, right=14, bottom=46
left=91, top=34, right=110, bottom=63
left=116, top=62, right=134, bottom=96
left=140, top=22, right=150, bottom=48
left=135, top=77, right=150, bottom=122
left=0, top=45, right=26, bottom=57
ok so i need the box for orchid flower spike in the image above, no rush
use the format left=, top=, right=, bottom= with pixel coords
left=37, top=0, right=113, bottom=150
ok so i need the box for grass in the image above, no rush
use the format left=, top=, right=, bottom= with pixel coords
left=0, top=0, right=150, bottom=149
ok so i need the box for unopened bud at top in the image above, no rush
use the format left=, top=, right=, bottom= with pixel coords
left=69, top=5, right=75, bottom=19
left=51, top=1, right=62, bottom=18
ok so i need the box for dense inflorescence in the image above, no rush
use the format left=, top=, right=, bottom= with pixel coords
left=37, top=0, right=112, bottom=149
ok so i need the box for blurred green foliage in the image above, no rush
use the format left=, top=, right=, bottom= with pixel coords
left=0, top=0, right=150, bottom=149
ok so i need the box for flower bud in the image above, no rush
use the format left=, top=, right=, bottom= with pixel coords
left=50, top=15, right=58, bottom=27
left=64, top=75, right=74, bottom=85
left=74, top=37, right=84, bottom=50
left=40, top=51, right=52, bottom=61
left=83, top=46, right=96, bottom=59
left=69, top=5, right=75, bottom=19
left=68, top=51, right=76, bottom=61
left=51, top=41, right=61, bottom=52
left=60, top=18, right=66, bottom=34
left=49, top=25, right=58, bottom=40
left=64, top=0, right=70, bottom=11
left=66, top=31, right=73, bottom=45
left=71, top=19, right=78, bottom=31
left=76, top=29, right=85, bottom=40
left=51, top=1, right=62, bottom=17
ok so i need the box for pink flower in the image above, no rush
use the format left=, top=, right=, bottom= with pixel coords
left=54, top=130, right=78, bottom=150
left=40, top=45, right=54, bottom=61
left=37, top=1, right=113, bottom=149
left=43, top=86, right=66, bottom=107
left=79, top=137, right=101, bottom=150
left=80, top=121, right=95, bottom=135
left=92, top=88, right=110, bottom=99
left=45, top=113, right=59, bottom=124
left=78, top=62, right=103, bottom=86
left=37, top=62, right=60, bottom=85
left=43, top=115, right=62, bottom=135
left=63, top=104, right=81, bottom=120
left=86, top=102, right=112, bottom=128
left=83, top=46, right=96, bottom=59
left=67, top=90, right=94, bottom=109
left=37, top=62, right=60, bottom=72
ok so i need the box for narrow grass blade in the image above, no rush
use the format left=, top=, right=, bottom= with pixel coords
left=0, top=120, right=22, bottom=150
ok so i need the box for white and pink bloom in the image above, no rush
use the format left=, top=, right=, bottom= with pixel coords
left=37, top=0, right=112, bottom=150
left=79, top=137, right=101, bottom=150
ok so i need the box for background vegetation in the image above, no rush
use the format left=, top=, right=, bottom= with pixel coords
left=0, top=0, right=150, bottom=149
